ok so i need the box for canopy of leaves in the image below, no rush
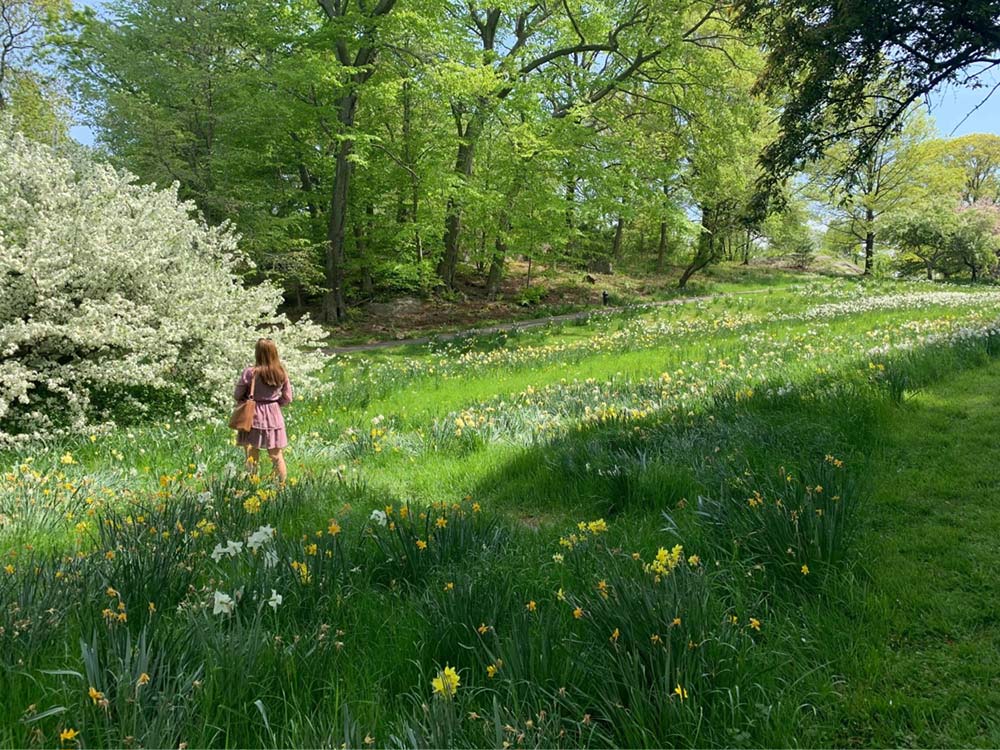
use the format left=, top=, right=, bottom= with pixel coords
left=737, top=0, right=1000, bottom=181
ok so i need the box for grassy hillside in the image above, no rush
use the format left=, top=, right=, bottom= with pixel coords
left=3, top=276, right=1000, bottom=747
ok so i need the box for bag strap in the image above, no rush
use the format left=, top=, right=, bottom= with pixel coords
left=248, top=368, right=257, bottom=400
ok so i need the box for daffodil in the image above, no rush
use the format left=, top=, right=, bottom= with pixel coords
left=59, top=728, right=79, bottom=744
left=431, top=665, right=460, bottom=698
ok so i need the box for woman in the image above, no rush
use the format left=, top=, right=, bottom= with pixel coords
left=234, top=338, right=294, bottom=483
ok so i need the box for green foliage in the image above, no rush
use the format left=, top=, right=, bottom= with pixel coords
left=6, top=281, right=1000, bottom=747
left=884, top=198, right=1000, bottom=280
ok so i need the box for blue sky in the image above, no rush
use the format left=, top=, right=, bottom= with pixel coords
left=926, top=72, right=1000, bottom=137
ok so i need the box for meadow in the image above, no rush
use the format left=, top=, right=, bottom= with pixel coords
left=4, top=275, right=1000, bottom=748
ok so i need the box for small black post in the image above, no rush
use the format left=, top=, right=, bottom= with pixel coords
left=602, top=290, right=610, bottom=306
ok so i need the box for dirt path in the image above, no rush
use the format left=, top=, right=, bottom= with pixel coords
left=323, top=288, right=774, bottom=355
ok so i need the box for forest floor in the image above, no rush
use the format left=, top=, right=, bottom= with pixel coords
left=319, top=256, right=861, bottom=346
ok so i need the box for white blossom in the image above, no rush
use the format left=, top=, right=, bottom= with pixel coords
left=0, top=124, right=327, bottom=446
left=267, top=589, right=283, bottom=611
left=369, top=509, right=387, bottom=526
left=247, top=525, right=275, bottom=551
left=210, top=539, right=243, bottom=562
left=212, top=591, right=235, bottom=616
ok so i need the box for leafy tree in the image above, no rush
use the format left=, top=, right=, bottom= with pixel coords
left=883, top=200, right=956, bottom=280
left=807, top=105, right=935, bottom=274
left=736, top=0, right=1000, bottom=187
left=937, top=133, right=1000, bottom=205
left=884, top=199, right=999, bottom=281
left=0, top=125, right=325, bottom=445
left=433, top=0, right=734, bottom=290
left=0, top=0, right=69, bottom=139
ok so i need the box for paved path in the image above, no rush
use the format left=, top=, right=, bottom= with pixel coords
left=323, top=288, right=773, bottom=355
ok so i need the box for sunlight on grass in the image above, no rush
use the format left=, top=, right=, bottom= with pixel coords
left=4, top=278, right=1000, bottom=747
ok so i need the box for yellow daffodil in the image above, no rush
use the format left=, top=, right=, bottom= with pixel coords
left=431, top=665, right=460, bottom=698
left=59, top=728, right=79, bottom=744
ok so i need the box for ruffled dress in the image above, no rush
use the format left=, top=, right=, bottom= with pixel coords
left=233, top=366, right=294, bottom=449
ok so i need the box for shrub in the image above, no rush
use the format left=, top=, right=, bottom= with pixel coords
left=0, top=125, right=326, bottom=445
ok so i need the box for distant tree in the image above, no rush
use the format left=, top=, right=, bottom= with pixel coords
left=937, top=133, right=1000, bottom=205
left=884, top=199, right=1000, bottom=281
left=884, top=201, right=957, bottom=280
left=0, top=0, right=69, bottom=139
left=807, top=105, right=933, bottom=275
left=954, top=202, right=1000, bottom=280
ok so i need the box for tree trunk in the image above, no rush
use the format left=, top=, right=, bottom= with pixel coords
left=742, top=228, right=751, bottom=265
left=679, top=209, right=716, bottom=288
left=655, top=221, right=667, bottom=273
left=297, top=162, right=318, bottom=218
left=486, top=214, right=510, bottom=301
left=678, top=256, right=709, bottom=288
left=356, top=203, right=375, bottom=295
left=564, top=176, right=577, bottom=257
left=323, top=92, right=359, bottom=323
left=437, top=112, right=484, bottom=288
left=611, top=215, right=625, bottom=259
left=863, top=207, right=875, bottom=275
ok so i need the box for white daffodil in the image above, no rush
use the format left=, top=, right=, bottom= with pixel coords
left=267, top=590, right=283, bottom=611
left=247, top=525, right=275, bottom=551
left=212, top=591, right=234, bottom=616
left=369, top=509, right=388, bottom=526
left=225, top=540, right=244, bottom=556
left=263, top=548, right=279, bottom=569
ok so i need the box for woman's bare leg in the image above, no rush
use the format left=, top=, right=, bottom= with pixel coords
left=245, top=445, right=260, bottom=475
left=268, top=447, right=287, bottom=484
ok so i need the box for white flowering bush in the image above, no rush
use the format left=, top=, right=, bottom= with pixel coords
left=0, top=125, right=327, bottom=445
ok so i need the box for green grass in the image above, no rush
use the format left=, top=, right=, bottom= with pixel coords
left=5, top=278, right=1000, bottom=747
left=820, top=361, right=1000, bottom=747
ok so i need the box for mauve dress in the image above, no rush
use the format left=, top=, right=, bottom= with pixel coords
left=233, top=366, right=293, bottom=449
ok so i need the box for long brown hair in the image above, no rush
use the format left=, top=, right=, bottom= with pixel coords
left=254, top=338, right=288, bottom=387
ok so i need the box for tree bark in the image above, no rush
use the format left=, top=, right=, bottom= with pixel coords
left=316, top=0, right=398, bottom=322
left=355, top=203, right=375, bottom=295
left=655, top=221, right=667, bottom=273
left=679, top=208, right=717, bottom=288
left=437, top=111, right=484, bottom=288
left=323, top=92, right=359, bottom=323
left=863, top=206, right=875, bottom=275
left=611, top=215, right=625, bottom=259
left=486, top=214, right=510, bottom=301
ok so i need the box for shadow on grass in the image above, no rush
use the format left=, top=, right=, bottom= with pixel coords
left=470, top=325, right=1000, bottom=525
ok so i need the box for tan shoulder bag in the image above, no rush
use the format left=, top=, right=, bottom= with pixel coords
left=229, top=368, right=256, bottom=431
